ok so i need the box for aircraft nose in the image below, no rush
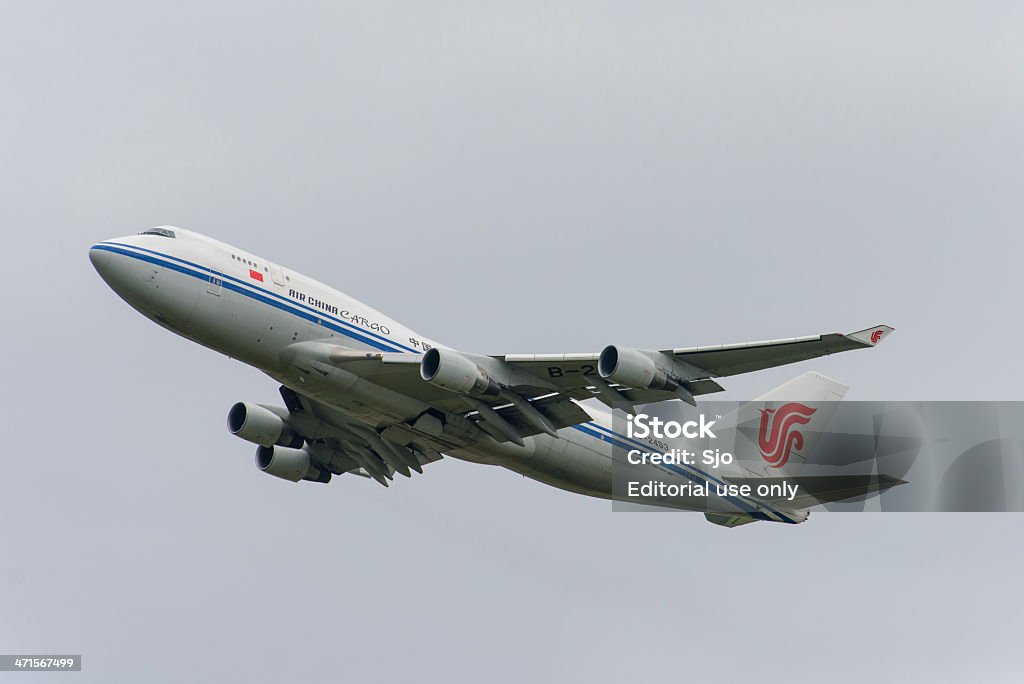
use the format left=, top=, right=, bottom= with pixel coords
left=89, top=243, right=121, bottom=287
left=89, top=241, right=142, bottom=299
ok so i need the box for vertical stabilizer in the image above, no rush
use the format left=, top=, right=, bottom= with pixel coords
left=734, top=371, right=847, bottom=478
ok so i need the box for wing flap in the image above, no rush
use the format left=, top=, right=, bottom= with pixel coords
left=470, top=394, right=593, bottom=442
left=280, top=386, right=446, bottom=487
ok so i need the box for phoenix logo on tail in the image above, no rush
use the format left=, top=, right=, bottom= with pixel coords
left=870, top=329, right=884, bottom=344
left=758, top=403, right=817, bottom=469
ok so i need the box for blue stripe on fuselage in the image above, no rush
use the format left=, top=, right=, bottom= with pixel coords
left=91, top=243, right=407, bottom=353
left=93, top=241, right=416, bottom=353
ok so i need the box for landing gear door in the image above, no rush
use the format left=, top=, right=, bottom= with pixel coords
left=269, top=263, right=286, bottom=289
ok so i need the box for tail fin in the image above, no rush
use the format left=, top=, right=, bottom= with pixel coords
left=734, top=371, right=847, bottom=477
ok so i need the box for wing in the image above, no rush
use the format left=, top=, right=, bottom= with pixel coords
left=278, top=385, right=444, bottom=488
left=502, top=325, right=894, bottom=408
left=286, top=344, right=592, bottom=447
left=278, top=324, right=891, bottom=450
left=665, top=325, right=895, bottom=377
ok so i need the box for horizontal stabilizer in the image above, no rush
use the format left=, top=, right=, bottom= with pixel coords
left=704, top=512, right=760, bottom=528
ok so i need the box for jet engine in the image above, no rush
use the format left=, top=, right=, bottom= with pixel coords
left=255, top=445, right=331, bottom=483
left=420, top=348, right=501, bottom=397
left=227, top=402, right=303, bottom=448
left=598, top=346, right=697, bottom=405
left=598, top=346, right=679, bottom=392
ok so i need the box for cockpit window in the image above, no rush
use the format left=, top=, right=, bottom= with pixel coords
left=140, top=227, right=176, bottom=238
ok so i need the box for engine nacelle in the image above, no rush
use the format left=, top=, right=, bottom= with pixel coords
left=255, top=445, right=331, bottom=483
left=598, top=345, right=678, bottom=391
left=420, top=348, right=501, bottom=397
left=227, top=402, right=303, bottom=448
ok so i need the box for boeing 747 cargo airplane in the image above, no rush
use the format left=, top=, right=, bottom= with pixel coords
left=90, top=227, right=895, bottom=526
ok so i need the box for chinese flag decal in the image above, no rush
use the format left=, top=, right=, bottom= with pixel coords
left=249, top=268, right=264, bottom=282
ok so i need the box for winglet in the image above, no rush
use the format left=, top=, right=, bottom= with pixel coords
left=845, top=324, right=895, bottom=347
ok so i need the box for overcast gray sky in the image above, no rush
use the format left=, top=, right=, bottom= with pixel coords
left=3, top=2, right=1024, bottom=682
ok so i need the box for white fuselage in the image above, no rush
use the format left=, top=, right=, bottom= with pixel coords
left=89, top=228, right=799, bottom=523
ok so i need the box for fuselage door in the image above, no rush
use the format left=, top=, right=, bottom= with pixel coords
left=269, top=263, right=286, bottom=288
left=207, top=270, right=223, bottom=296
